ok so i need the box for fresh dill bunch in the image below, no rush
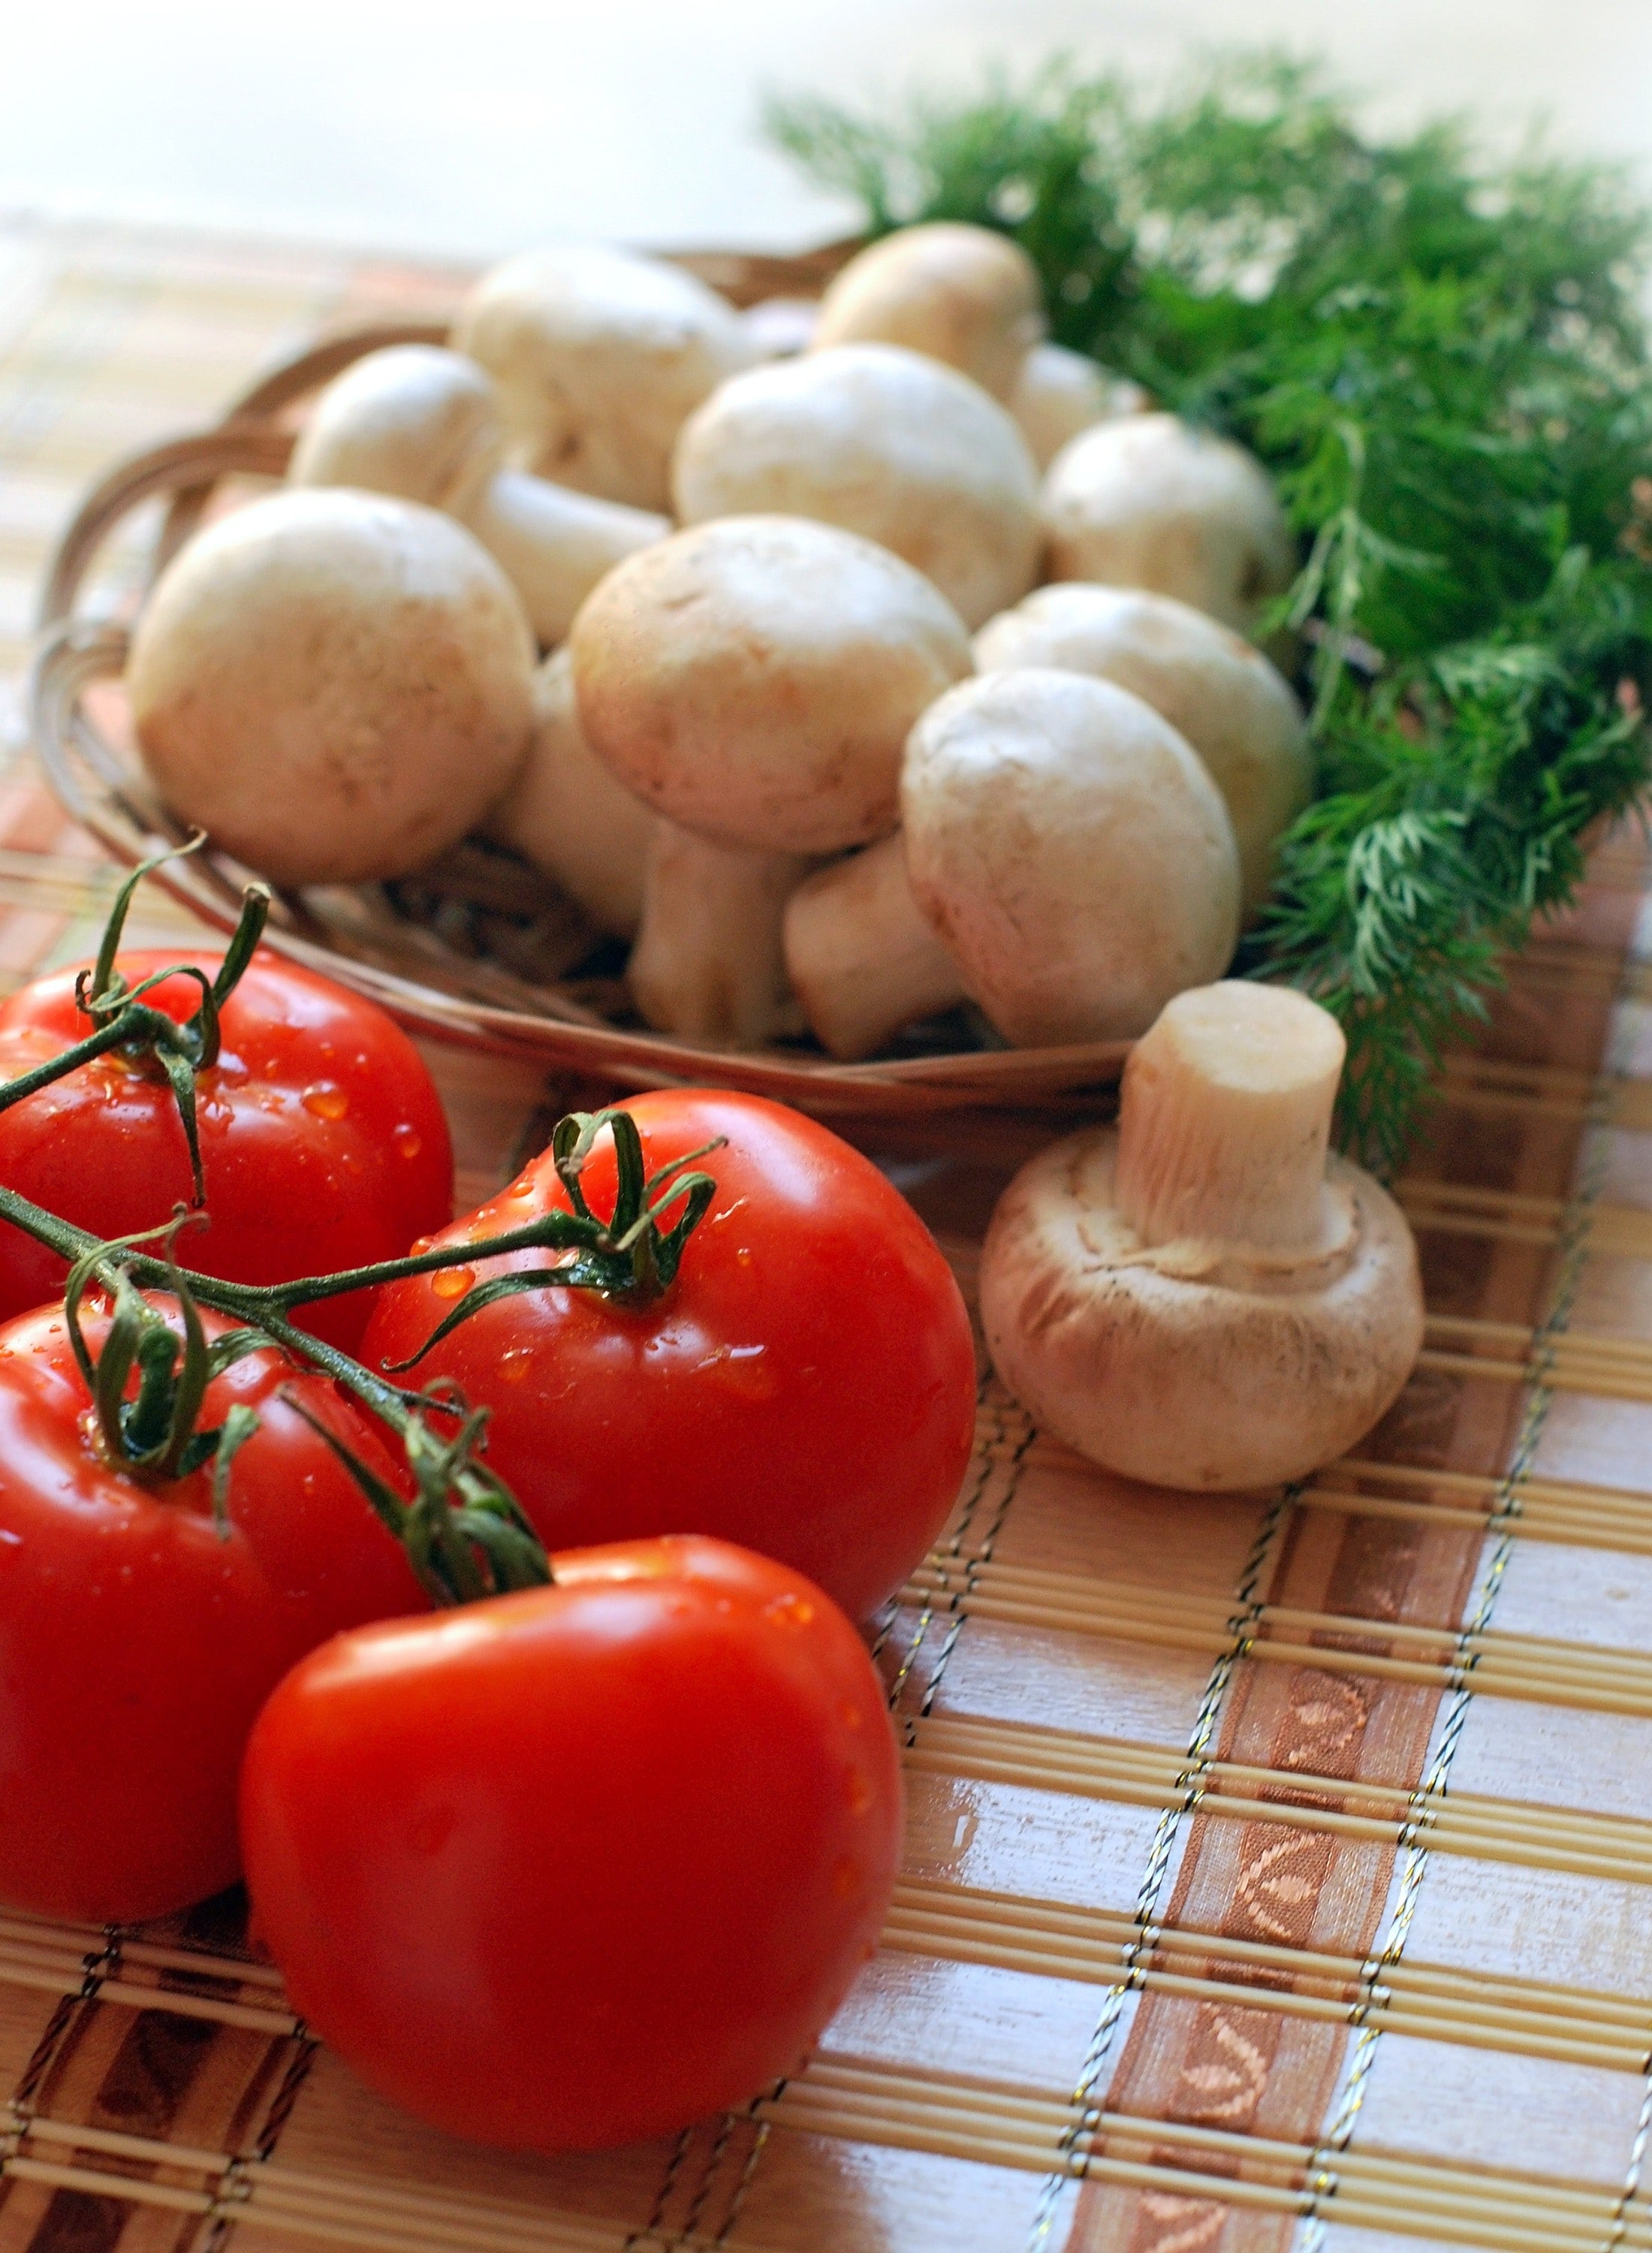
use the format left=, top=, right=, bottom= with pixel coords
left=765, top=55, right=1652, bottom=1166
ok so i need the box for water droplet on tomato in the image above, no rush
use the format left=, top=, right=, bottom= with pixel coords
left=430, top=1266, right=475, bottom=1301
left=500, top=1347, right=534, bottom=1383
left=764, top=1592, right=814, bottom=1631
left=394, top=1125, right=423, bottom=1158
left=302, top=1084, right=348, bottom=1120
left=844, top=1769, right=873, bottom=1817
left=734, top=1246, right=754, bottom=1268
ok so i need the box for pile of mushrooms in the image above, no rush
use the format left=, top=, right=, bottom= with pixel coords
left=125, top=221, right=1313, bottom=1063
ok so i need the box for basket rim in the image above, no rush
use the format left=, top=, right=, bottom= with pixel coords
left=29, top=312, right=1132, bottom=1119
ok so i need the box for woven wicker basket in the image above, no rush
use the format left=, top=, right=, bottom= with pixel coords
left=28, top=246, right=1130, bottom=1121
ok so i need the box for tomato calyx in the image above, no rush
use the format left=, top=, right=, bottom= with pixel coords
left=67, top=842, right=272, bottom=1207
left=286, top=1381, right=550, bottom=1606
left=380, top=1108, right=726, bottom=1374
left=64, top=1218, right=265, bottom=1522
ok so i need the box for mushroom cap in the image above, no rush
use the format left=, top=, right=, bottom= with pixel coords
left=901, top=668, right=1240, bottom=1045
left=973, top=584, right=1310, bottom=915
left=812, top=223, right=1045, bottom=400
left=128, top=488, right=534, bottom=888
left=484, top=647, right=655, bottom=936
left=454, top=246, right=756, bottom=511
left=1008, top=343, right=1147, bottom=473
left=672, top=343, right=1042, bottom=632
left=979, top=1126, right=1424, bottom=1491
left=569, top=514, right=973, bottom=855
left=1042, top=413, right=1295, bottom=632
left=287, top=345, right=504, bottom=516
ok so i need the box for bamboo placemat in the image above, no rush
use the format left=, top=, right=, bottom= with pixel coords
left=2, top=215, right=1651, bottom=2253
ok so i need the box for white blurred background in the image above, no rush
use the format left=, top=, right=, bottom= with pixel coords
left=2, top=0, right=1650, bottom=255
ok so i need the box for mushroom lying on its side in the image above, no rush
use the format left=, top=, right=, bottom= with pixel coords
left=811, top=223, right=1045, bottom=401
left=974, top=584, right=1310, bottom=917
left=484, top=649, right=655, bottom=938
left=1008, top=345, right=1148, bottom=472
left=128, top=488, right=534, bottom=887
left=288, top=345, right=668, bottom=647
left=979, top=982, right=1424, bottom=1491
left=1042, top=413, right=1295, bottom=634
left=454, top=246, right=756, bottom=511
left=672, top=344, right=1042, bottom=630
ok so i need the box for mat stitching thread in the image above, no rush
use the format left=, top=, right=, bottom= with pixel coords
left=670, top=1383, right=1036, bottom=2250
left=1023, top=1487, right=1295, bottom=2251
left=0, top=1923, right=121, bottom=2177
left=1298, top=1070, right=1614, bottom=2250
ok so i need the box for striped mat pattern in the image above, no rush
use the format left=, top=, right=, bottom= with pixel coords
left=1, top=214, right=1651, bottom=2253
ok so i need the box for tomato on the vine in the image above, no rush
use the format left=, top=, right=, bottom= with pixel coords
left=0, top=1299, right=424, bottom=1923
left=361, top=1090, right=978, bottom=1620
left=0, top=949, right=452, bottom=1348
left=241, top=1535, right=901, bottom=2151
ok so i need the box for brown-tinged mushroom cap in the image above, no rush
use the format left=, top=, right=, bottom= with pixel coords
left=974, top=584, right=1310, bottom=917
left=978, top=982, right=1425, bottom=1491
left=1008, top=343, right=1148, bottom=473
left=672, top=343, right=1041, bottom=631
left=128, top=488, right=534, bottom=887
left=569, top=514, right=973, bottom=856
left=812, top=223, right=1045, bottom=400
left=1042, top=412, right=1295, bottom=633
left=901, top=669, right=1240, bottom=1045
left=287, top=344, right=502, bottom=514
left=454, top=246, right=755, bottom=511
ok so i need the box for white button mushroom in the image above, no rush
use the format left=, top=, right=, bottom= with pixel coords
left=127, top=488, right=534, bottom=888
left=900, top=669, right=1241, bottom=1046
left=1008, top=343, right=1149, bottom=473
left=979, top=982, right=1425, bottom=1491
left=974, top=584, right=1311, bottom=917
left=811, top=223, right=1045, bottom=401
left=628, top=824, right=813, bottom=1047
left=1042, top=412, right=1296, bottom=633
left=672, top=343, right=1042, bottom=631
left=288, top=345, right=669, bottom=649
left=569, top=513, right=972, bottom=1050
left=568, top=514, right=974, bottom=855
left=783, top=832, right=964, bottom=1060
left=454, top=246, right=756, bottom=512
left=484, top=647, right=654, bottom=938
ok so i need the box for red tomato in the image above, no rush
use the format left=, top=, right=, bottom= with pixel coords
left=0, top=1300, right=424, bottom=1923
left=361, top=1091, right=977, bottom=1620
left=241, top=1536, right=900, bottom=2151
left=0, top=949, right=452, bottom=1348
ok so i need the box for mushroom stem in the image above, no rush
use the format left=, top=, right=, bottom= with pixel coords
left=628, top=824, right=812, bottom=1047
left=784, top=833, right=964, bottom=1060
left=462, top=472, right=667, bottom=648
left=1114, top=982, right=1346, bottom=1255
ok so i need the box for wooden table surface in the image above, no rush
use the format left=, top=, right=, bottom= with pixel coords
left=1, top=215, right=1651, bottom=2253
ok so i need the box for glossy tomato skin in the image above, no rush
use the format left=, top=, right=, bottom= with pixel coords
left=0, top=949, right=452, bottom=1349
left=241, top=1536, right=900, bottom=2152
left=361, top=1091, right=978, bottom=1621
left=0, top=1301, right=425, bottom=1923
